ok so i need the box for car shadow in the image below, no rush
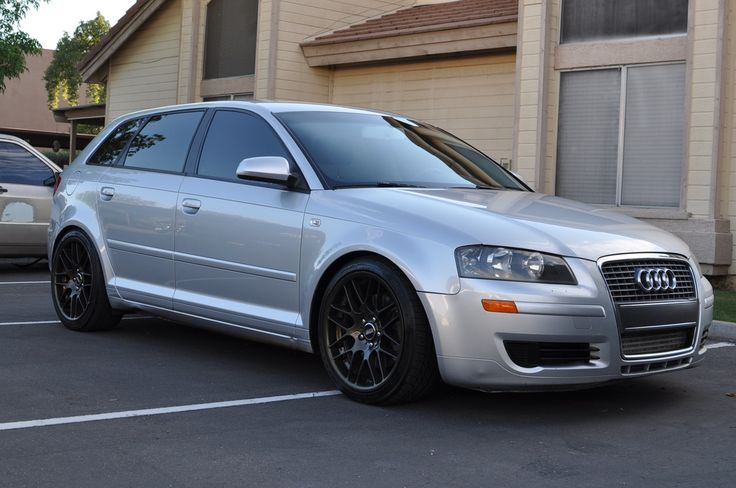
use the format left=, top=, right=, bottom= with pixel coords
left=104, top=317, right=692, bottom=424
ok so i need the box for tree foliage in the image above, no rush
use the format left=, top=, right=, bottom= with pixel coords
left=44, top=12, right=109, bottom=108
left=0, top=0, right=48, bottom=92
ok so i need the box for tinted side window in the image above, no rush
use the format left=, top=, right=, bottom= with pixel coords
left=0, top=142, right=54, bottom=186
left=88, top=119, right=143, bottom=166
left=197, top=111, right=290, bottom=181
left=123, top=111, right=204, bottom=173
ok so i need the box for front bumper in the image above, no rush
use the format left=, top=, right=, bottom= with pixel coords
left=418, top=257, right=712, bottom=391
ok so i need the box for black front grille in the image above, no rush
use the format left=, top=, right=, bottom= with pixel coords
left=601, top=258, right=696, bottom=303
left=620, top=328, right=694, bottom=356
left=505, top=341, right=598, bottom=368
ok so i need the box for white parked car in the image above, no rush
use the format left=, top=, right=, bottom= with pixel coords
left=0, top=134, right=61, bottom=257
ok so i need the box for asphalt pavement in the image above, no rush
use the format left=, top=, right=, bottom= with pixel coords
left=1, top=260, right=735, bottom=487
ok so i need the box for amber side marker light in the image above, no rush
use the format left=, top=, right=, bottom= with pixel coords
left=481, top=299, right=518, bottom=313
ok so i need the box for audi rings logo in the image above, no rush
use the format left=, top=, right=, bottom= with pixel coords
left=634, top=268, right=677, bottom=292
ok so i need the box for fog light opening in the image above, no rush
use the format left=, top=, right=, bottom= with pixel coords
left=481, top=299, right=518, bottom=313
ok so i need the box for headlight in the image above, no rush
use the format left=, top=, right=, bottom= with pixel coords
left=455, top=246, right=576, bottom=284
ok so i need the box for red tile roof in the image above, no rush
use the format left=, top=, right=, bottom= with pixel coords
left=304, top=0, right=518, bottom=46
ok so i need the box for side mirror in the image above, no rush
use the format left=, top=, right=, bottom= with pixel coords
left=236, top=156, right=296, bottom=186
left=43, top=174, right=57, bottom=187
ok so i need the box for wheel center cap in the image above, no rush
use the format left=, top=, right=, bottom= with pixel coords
left=363, top=322, right=377, bottom=341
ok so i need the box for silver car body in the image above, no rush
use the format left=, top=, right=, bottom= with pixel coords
left=0, top=134, right=61, bottom=257
left=48, top=101, right=713, bottom=390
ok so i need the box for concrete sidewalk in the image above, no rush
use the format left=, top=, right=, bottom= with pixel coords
left=711, top=320, right=736, bottom=341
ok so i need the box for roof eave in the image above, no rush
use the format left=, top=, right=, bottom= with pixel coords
left=79, top=0, right=168, bottom=83
left=301, top=21, right=518, bottom=68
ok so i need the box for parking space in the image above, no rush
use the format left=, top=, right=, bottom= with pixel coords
left=1, top=262, right=735, bottom=487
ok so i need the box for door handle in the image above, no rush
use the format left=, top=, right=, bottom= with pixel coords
left=182, top=198, right=201, bottom=214
left=100, top=187, right=115, bottom=200
left=0, top=186, right=7, bottom=194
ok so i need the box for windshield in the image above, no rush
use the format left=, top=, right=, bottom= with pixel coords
left=276, top=111, right=527, bottom=191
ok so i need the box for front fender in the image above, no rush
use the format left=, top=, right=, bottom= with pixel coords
left=298, top=212, right=460, bottom=340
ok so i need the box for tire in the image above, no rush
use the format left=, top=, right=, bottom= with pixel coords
left=317, top=257, right=438, bottom=405
left=51, top=230, right=121, bottom=331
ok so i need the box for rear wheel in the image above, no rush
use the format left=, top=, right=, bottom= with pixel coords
left=51, top=230, right=121, bottom=331
left=317, top=258, right=438, bottom=404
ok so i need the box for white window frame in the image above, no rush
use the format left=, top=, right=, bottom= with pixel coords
left=557, top=61, right=686, bottom=208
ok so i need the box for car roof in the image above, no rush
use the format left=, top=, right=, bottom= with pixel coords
left=111, top=100, right=394, bottom=124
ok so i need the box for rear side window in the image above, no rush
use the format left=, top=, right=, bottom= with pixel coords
left=87, top=118, right=143, bottom=166
left=197, top=110, right=290, bottom=181
left=0, top=141, right=54, bottom=186
left=123, top=111, right=204, bottom=173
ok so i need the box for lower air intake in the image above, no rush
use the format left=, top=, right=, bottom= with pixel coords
left=620, top=328, right=693, bottom=357
left=504, top=341, right=597, bottom=368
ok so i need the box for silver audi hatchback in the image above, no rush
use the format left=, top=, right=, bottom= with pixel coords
left=49, top=101, right=713, bottom=404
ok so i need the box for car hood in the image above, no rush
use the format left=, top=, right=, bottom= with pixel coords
left=308, top=188, right=692, bottom=261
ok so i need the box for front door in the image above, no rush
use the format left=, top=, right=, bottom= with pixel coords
left=174, top=109, right=309, bottom=337
left=0, top=140, right=57, bottom=257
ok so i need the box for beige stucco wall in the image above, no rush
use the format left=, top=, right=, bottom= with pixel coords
left=722, top=0, right=736, bottom=273
left=269, top=0, right=416, bottom=101
left=686, top=0, right=723, bottom=219
left=331, top=54, right=516, bottom=160
left=106, top=0, right=182, bottom=120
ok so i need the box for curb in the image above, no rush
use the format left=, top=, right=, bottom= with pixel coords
left=711, top=321, right=736, bottom=341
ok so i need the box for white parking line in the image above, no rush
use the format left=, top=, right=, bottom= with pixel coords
left=0, top=280, right=51, bottom=285
left=0, top=316, right=153, bottom=327
left=0, top=390, right=342, bottom=431
left=705, top=342, right=735, bottom=350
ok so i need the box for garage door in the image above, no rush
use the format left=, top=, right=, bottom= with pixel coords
left=331, top=53, right=516, bottom=162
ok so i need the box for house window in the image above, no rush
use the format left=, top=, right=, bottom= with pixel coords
left=561, top=0, right=688, bottom=44
left=555, top=63, right=686, bottom=208
left=203, top=93, right=254, bottom=101
left=204, top=0, right=258, bottom=79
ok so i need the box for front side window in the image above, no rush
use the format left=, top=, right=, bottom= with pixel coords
left=197, top=110, right=291, bottom=181
left=556, top=63, right=686, bottom=207
left=88, top=118, right=143, bottom=166
left=561, top=0, right=688, bottom=44
left=0, top=142, right=54, bottom=186
left=277, top=112, right=526, bottom=191
left=122, top=111, right=204, bottom=173
left=204, top=0, right=258, bottom=79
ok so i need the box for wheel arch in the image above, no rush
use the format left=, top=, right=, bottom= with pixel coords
left=307, top=250, right=421, bottom=353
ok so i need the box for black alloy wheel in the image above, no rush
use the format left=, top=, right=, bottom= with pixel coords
left=324, top=271, right=404, bottom=390
left=53, top=237, right=93, bottom=321
left=318, top=258, right=438, bottom=404
left=51, top=230, right=121, bottom=331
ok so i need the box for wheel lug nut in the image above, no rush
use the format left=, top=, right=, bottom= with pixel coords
left=376, top=331, right=381, bottom=337
left=359, top=334, right=365, bottom=340
left=362, top=319, right=366, bottom=323
left=368, top=342, right=374, bottom=348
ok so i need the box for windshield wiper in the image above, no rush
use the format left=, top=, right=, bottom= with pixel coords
left=332, top=182, right=427, bottom=189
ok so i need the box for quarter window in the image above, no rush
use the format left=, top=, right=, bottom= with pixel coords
left=88, top=118, right=143, bottom=166
left=0, top=142, right=54, bottom=186
left=197, top=111, right=291, bottom=181
left=122, top=111, right=204, bottom=173
left=561, top=0, right=688, bottom=44
left=555, top=64, right=686, bottom=207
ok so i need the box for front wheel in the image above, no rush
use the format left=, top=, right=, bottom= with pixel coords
left=51, top=230, right=121, bottom=331
left=317, top=258, right=438, bottom=405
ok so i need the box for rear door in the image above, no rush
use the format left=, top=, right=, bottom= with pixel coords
left=174, top=109, right=309, bottom=336
left=0, top=141, right=57, bottom=257
left=96, top=110, right=205, bottom=309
